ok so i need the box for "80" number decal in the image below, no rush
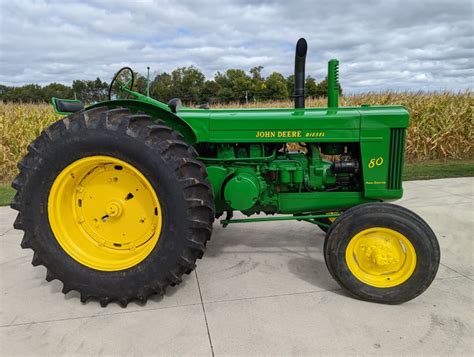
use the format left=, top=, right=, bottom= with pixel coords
left=368, top=157, right=384, bottom=169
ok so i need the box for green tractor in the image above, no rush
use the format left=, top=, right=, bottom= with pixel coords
left=12, top=38, right=439, bottom=307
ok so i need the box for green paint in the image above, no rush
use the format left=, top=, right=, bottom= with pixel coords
left=221, top=213, right=341, bottom=225
left=328, top=59, right=339, bottom=108
left=52, top=40, right=413, bottom=224
left=88, top=99, right=197, bottom=143
left=224, top=172, right=262, bottom=210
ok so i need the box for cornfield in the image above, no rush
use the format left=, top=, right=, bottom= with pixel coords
left=1, top=91, right=472, bottom=183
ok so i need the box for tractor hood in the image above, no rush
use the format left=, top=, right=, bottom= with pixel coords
left=177, top=105, right=408, bottom=143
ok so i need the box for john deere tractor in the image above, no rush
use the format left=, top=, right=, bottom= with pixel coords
left=12, top=38, right=439, bottom=307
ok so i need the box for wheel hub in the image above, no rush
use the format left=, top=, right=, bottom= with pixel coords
left=105, top=201, right=123, bottom=218
left=362, top=242, right=400, bottom=266
left=345, top=227, right=416, bottom=288
left=48, top=156, right=162, bottom=271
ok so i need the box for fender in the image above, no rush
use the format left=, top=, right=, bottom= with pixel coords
left=87, top=99, right=197, bottom=144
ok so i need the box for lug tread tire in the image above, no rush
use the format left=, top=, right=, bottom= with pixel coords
left=12, top=107, right=214, bottom=307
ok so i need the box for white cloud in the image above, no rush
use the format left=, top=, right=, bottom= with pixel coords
left=0, top=0, right=472, bottom=92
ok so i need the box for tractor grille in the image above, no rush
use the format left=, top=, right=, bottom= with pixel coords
left=387, top=128, right=406, bottom=190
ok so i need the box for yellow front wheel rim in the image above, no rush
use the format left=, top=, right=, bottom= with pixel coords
left=48, top=156, right=162, bottom=271
left=345, top=227, right=416, bottom=288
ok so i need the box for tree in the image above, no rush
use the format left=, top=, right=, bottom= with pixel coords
left=201, top=80, right=220, bottom=103
left=286, top=74, right=295, bottom=100
left=226, top=69, right=252, bottom=101
left=72, top=78, right=108, bottom=103
left=170, top=66, right=205, bottom=102
left=264, top=72, right=288, bottom=100
left=305, top=76, right=318, bottom=98
left=90, top=77, right=109, bottom=102
left=250, top=66, right=266, bottom=100
left=250, top=66, right=264, bottom=81
left=214, top=71, right=232, bottom=102
left=216, top=87, right=234, bottom=102
left=1, top=84, right=44, bottom=102
left=133, top=73, right=148, bottom=95
left=0, top=84, right=10, bottom=96
left=314, top=77, right=343, bottom=98
left=315, top=77, right=328, bottom=97
left=151, top=72, right=173, bottom=102
left=71, top=80, right=86, bottom=101
left=42, top=83, right=73, bottom=100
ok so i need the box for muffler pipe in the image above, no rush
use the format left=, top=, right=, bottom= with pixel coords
left=294, top=38, right=307, bottom=109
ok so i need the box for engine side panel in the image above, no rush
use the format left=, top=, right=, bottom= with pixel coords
left=359, top=106, right=409, bottom=199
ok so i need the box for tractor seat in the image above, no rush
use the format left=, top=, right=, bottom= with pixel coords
left=52, top=97, right=84, bottom=114
left=167, top=98, right=182, bottom=113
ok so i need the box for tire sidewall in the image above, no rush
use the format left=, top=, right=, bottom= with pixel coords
left=327, top=205, right=440, bottom=303
left=27, top=122, right=194, bottom=296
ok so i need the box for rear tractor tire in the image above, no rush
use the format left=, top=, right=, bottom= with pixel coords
left=11, top=107, right=214, bottom=307
left=324, top=203, right=440, bottom=304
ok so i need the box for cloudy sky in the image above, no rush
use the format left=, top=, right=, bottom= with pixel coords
left=0, top=0, right=472, bottom=92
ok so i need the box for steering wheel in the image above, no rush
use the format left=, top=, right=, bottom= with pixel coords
left=108, top=67, right=135, bottom=100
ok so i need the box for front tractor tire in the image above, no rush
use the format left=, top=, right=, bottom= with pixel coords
left=12, top=107, right=214, bottom=307
left=324, top=203, right=440, bottom=304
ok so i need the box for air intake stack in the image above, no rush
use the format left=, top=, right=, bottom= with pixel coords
left=294, top=38, right=307, bottom=109
left=328, top=59, right=339, bottom=108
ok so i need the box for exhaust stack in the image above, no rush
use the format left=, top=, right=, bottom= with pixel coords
left=294, top=38, right=307, bottom=109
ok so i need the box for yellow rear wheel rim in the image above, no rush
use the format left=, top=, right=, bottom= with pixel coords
left=345, top=227, right=416, bottom=288
left=48, top=156, right=162, bottom=271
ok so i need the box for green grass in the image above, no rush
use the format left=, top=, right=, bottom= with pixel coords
left=0, top=160, right=472, bottom=206
left=0, top=184, right=15, bottom=207
left=404, top=160, right=474, bottom=181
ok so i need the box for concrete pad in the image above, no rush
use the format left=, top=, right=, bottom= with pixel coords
left=197, top=219, right=341, bottom=303
left=0, top=228, right=202, bottom=326
left=1, top=304, right=212, bottom=356
left=415, top=177, right=474, bottom=197
left=0, top=206, right=15, bottom=235
left=394, top=178, right=474, bottom=277
left=406, top=202, right=474, bottom=277
left=204, top=277, right=473, bottom=356
left=435, top=264, right=464, bottom=279
left=397, top=181, right=471, bottom=208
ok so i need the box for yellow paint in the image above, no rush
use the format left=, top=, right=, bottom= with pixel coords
left=256, top=131, right=276, bottom=138
left=278, top=130, right=302, bottom=138
left=304, top=132, right=326, bottom=138
left=48, top=156, right=162, bottom=271
left=368, top=156, right=384, bottom=169
left=345, top=227, right=416, bottom=288
left=255, top=130, right=303, bottom=138
left=365, top=181, right=386, bottom=185
left=326, top=211, right=338, bottom=223
left=254, top=130, right=327, bottom=139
